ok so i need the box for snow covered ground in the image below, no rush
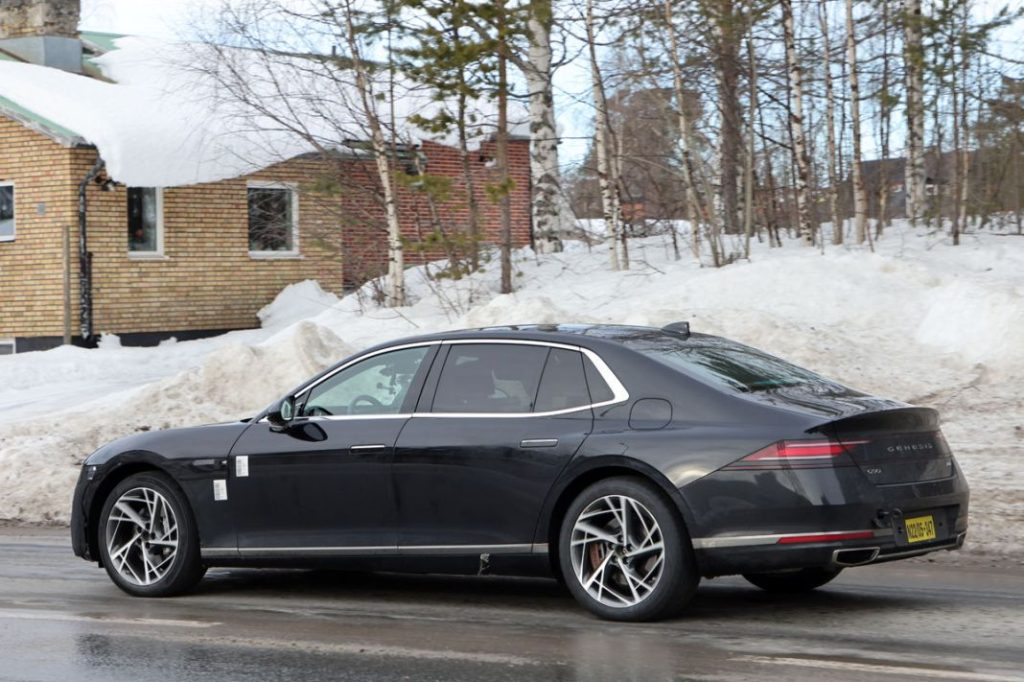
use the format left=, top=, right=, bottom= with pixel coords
left=1, top=223, right=1022, bottom=564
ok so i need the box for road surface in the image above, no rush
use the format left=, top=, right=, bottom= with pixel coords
left=1, top=527, right=1021, bottom=681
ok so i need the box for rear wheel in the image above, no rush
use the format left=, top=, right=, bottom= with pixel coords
left=742, top=566, right=843, bottom=593
left=98, top=472, right=205, bottom=597
left=558, top=477, right=698, bottom=622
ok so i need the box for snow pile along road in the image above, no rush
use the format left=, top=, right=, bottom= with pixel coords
left=0, top=225, right=1021, bottom=564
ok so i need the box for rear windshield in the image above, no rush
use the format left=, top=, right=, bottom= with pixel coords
left=632, top=339, right=841, bottom=393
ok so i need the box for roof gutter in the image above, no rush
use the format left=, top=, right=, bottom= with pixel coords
left=78, top=158, right=104, bottom=346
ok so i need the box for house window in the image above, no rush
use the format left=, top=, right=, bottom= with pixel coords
left=0, top=183, right=14, bottom=242
left=248, top=182, right=298, bottom=255
left=127, top=187, right=163, bottom=255
left=0, top=339, right=14, bottom=355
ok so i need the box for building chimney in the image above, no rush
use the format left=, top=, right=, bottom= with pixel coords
left=0, top=0, right=82, bottom=73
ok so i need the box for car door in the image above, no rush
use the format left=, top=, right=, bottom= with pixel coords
left=393, top=341, right=595, bottom=551
left=228, top=344, right=436, bottom=554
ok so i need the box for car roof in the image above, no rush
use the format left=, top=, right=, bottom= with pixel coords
left=364, top=324, right=717, bottom=354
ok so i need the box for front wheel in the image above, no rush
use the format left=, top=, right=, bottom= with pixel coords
left=558, top=477, right=699, bottom=622
left=743, top=566, right=843, bottom=593
left=98, top=472, right=205, bottom=597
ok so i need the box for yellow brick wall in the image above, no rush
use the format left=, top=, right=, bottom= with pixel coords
left=72, top=150, right=345, bottom=336
left=0, top=116, right=78, bottom=339
left=2, top=115, right=345, bottom=342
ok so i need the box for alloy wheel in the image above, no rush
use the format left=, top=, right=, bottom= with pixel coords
left=105, top=486, right=180, bottom=586
left=569, top=494, right=665, bottom=608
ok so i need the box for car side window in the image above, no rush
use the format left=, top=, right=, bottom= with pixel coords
left=583, top=355, right=615, bottom=403
left=432, top=344, right=548, bottom=414
left=535, top=348, right=590, bottom=412
left=300, top=346, right=430, bottom=417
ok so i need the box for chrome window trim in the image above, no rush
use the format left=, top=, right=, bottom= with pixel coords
left=257, top=341, right=439, bottom=423
left=265, top=337, right=629, bottom=422
left=297, top=340, right=441, bottom=396
left=307, top=413, right=414, bottom=422
left=419, top=339, right=629, bottom=419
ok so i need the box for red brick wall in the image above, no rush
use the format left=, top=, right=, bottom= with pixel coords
left=336, top=139, right=533, bottom=287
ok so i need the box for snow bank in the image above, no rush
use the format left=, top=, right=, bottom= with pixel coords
left=0, top=321, right=348, bottom=522
left=1, top=223, right=1021, bottom=563
left=258, top=280, right=340, bottom=331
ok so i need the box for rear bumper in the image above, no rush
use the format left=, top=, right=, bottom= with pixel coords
left=681, top=460, right=970, bottom=577
left=695, top=530, right=966, bottom=576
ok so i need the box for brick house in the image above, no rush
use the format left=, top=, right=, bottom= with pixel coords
left=0, top=2, right=531, bottom=354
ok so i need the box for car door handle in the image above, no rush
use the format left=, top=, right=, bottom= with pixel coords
left=520, top=438, right=558, bottom=448
left=350, top=444, right=387, bottom=453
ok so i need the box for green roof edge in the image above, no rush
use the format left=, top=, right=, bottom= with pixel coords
left=0, top=95, right=87, bottom=146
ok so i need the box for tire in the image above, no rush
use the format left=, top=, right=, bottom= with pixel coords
left=97, top=472, right=205, bottom=597
left=558, top=476, right=698, bottom=622
left=742, top=566, right=843, bottom=593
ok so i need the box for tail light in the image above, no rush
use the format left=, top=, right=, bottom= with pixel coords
left=724, top=438, right=869, bottom=470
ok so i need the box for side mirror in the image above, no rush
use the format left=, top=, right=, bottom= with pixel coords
left=267, top=396, right=296, bottom=430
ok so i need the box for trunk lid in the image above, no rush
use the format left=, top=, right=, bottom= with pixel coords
left=814, top=407, right=955, bottom=485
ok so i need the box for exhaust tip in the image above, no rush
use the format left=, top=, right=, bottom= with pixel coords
left=831, top=547, right=880, bottom=567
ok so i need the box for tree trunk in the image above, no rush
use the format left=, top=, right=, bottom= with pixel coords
left=712, top=1, right=742, bottom=236
left=903, top=0, right=926, bottom=225
left=614, top=131, right=629, bottom=269
left=456, top=90, right=482, bottom=270
left=877, top=0, right=893, bottom=236
left=743, top=37, right=757, bottom=257
left=846, top=0, right=869, bottom=243
left=524, top=0, right=565, bottom=254
left=664, top=0, right=712, bottom=263
left=587, top=0, right=622, bottom=270
left=781, top=0, right=815, bottom=246
left=497, top=4, right=513, bottom=294
left=818, top=0, right=842, bottom=245
left=755, top=83, right=782, bottom=247
left=341, top=1, right=404, bottom=306
left=953, top=3, right=971, bottom=245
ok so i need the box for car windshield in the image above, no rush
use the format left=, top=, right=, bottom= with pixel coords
left=632, top=338, right=840, bottom=393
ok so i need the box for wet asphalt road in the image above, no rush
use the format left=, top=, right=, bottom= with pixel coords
left=1, top=528, right=1022, bottom=682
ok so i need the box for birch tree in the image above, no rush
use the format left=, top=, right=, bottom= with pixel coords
left=817, top=0, right=842, bottom=245
left=743, top=36, right=757, bottom=255
left=585, top=0, right=623, bottom=270
left=492, top=0, right=516, bottom=292
left=846, top=0, right=869, bottom=243
left=781, top=0, right=815, bottom=245
left=903, top=0, right=927, bottom=226
left=522, top=0, right=567, bottom=253
left=337, top=0, right=406, bottom=306
left=876, top=0, right=896, bottom=235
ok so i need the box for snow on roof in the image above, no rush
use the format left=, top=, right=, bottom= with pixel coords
left=0, top=36, right=525, bottom=187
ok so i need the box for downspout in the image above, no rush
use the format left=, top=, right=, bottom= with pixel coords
left=78, top=158, right=104, bottom=346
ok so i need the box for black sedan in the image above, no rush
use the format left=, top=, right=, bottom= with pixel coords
left=71, top=323, right=969, bottom=621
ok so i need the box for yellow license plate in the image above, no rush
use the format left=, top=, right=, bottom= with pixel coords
left=905, top=515, right=937, bottom=543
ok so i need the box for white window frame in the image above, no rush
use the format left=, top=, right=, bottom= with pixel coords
left=0, top=339, right=15, bottom=355
left=127, top=187, right=165, bottom=259
left=247, top=181, right=300, bottom=259
left=0, top=181, right=15, bottom=243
